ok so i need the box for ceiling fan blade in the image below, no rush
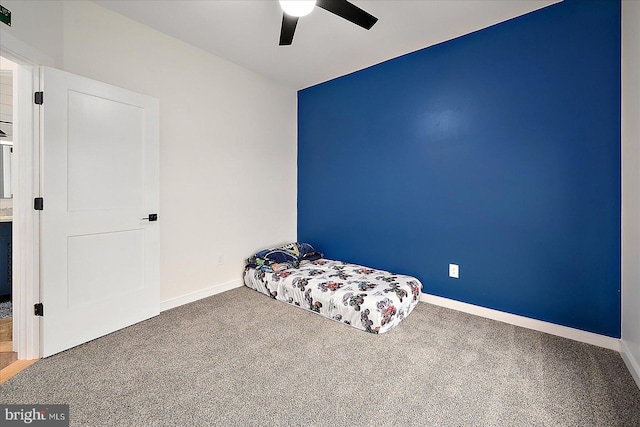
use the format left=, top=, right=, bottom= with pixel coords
left=316, top=0, right=378, bottom=30
left=279, top=13, right=299, bottom=46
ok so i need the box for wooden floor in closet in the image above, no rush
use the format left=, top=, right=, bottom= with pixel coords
left=0, top=317, right=38, bottom=384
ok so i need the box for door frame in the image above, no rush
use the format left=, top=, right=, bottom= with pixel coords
left=0, top=30, right=54, bottom=359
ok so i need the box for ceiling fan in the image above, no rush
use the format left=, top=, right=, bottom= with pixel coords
left=279, top=0, right=378, bottom=46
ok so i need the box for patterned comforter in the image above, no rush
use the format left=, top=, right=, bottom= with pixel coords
left=243, top=259, right=422, bottom=334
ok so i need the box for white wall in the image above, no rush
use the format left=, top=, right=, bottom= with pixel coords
left=0, top=0, right=63, bottom=66
left=622, top=0, right=640, bottom=389
left=3, top=0, right=298, bottom=303
left=62, top=1, right=298, bottom=302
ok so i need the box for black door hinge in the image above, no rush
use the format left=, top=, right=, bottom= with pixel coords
left=34, top=197, right=44, bottom=211
left=34, top=91, right=44, bottom=105
left=34, top=303, right=44, bottom=316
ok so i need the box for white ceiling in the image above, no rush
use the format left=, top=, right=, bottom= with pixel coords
left=93, top=0, right=560, bottom=90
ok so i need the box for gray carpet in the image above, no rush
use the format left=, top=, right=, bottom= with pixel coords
left=0, top=300, right=10, bottom=319
left=2, top=286, right=639, bottom=426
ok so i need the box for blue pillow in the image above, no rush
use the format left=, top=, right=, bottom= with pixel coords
left=255, top=242, right=320, bottom=264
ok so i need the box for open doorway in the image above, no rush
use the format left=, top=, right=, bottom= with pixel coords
left=0, top=32, right=50, bottom=366
left=0, top=55, right=17, bottom=370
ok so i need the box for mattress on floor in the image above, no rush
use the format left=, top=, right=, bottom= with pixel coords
left=243, top=259, right=422, bottom=334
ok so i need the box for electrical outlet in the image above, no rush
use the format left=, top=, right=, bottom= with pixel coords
left=217, top=256, right=224, bottom=265
left=449, top=264, right=459, bottom=279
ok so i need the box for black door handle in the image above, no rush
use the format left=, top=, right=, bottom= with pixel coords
left=141, top=214, right=158, bottom=222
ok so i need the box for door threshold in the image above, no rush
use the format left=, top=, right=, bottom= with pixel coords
left=0, top=359, right=38, bottom=384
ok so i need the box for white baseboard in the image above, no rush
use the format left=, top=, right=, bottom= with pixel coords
left=620, top=340, right=640, bottom=389
left=421, top=293, right=620, bottom=351
left=160, top=279, right=244, bottom=312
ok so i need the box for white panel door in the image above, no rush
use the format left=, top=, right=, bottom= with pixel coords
left=39, top=66, right=159, bottom=357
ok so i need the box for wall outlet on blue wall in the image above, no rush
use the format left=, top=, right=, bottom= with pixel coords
left=449, top=264, right=459, bottom=279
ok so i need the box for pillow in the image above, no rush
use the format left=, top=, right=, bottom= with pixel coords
left=253, top=242, right=322, bottom=265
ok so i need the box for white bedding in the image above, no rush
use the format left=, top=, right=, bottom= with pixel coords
left=244, top=259, right=422, bottom=334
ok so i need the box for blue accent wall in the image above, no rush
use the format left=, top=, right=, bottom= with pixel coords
left=297, top=0, right=621, bottom=337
